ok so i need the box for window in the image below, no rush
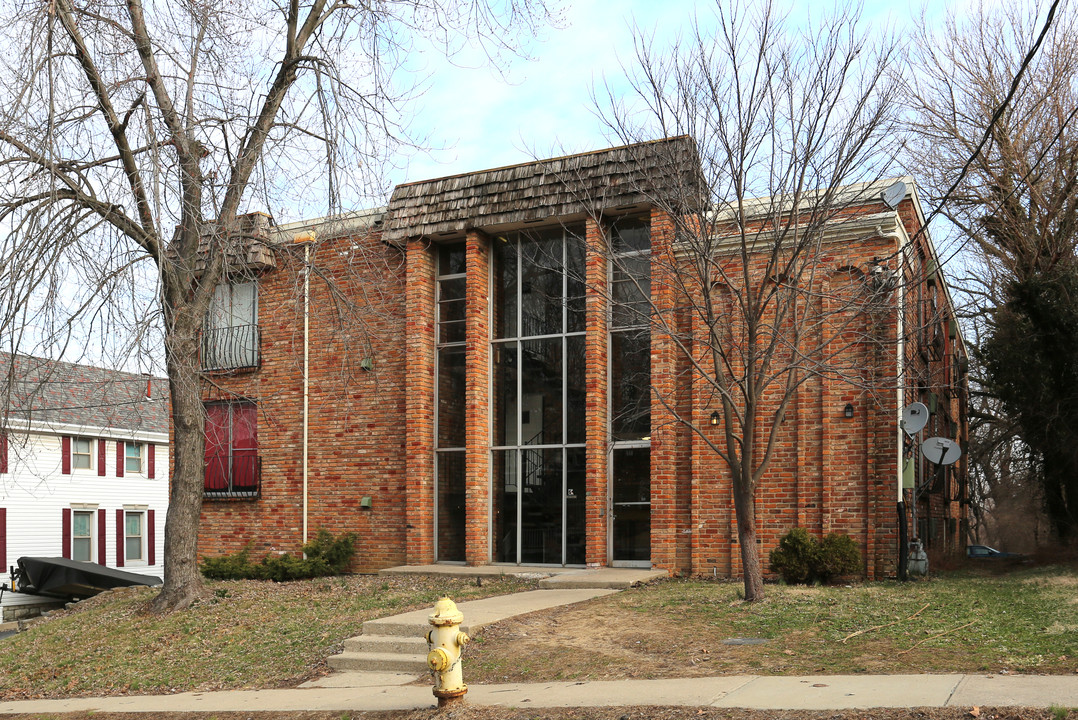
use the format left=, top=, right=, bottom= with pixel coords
left=125, top=512, right=144, bottom=562
left=125, top=442, right=143, bottom=474
left=204, top=401, right=259, bottom=498
left=202, top=281, right=259, bottom=370
left=72, top=438, right=92, bottom=470
left=72, top=510, right=93, bottom=562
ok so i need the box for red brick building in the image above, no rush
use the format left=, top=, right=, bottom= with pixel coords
left=197, top=138, right=967, bottom=578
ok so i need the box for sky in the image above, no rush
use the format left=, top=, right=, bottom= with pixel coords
left=384, top=0, right=956, bottom=190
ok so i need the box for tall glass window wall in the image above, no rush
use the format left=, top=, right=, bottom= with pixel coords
left=608, top=217, right=652, bottom=564
left=492, top=226, right=587, bottom=565
left=435, top=243, right=466, bottom=561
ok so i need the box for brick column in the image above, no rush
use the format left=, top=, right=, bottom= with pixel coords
left=464, top=231, right=491, bottom=565
left=649, top=207, right=682, bottom=573
left=405, top=238, right=436, bottom=564
left=584, top=216, right=609, bottom=567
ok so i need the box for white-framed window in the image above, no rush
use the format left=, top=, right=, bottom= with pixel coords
left=203, top=281, right=259, bottom=370
left=124, top=511, right=144, bottom=563
left=72, top=509, right=94, bottom=562
left=72, top=438, right=93, bottom=470
left=125, top=442, right=143, bottom=474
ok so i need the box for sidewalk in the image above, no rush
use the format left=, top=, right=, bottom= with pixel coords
left=2, top=674, right=1077, bottom=714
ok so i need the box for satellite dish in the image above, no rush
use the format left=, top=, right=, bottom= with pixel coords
left=881, top=180, right=907, bottom=210
left=920, top=436, right=962, bottom=466
left=901, top=402, right=929, bottom=436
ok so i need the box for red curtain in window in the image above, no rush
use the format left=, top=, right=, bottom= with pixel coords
left=232, top=403, right=258, bottom=491
left=204, top=404, right=229, bottom=491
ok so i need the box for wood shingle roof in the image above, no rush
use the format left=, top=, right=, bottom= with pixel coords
left=383, top=136, right=703, bottom=242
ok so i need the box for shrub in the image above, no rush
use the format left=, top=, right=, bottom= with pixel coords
left=200, top=545, right=254, bottom=580
left=769, top=528, right=862, bottom=584
left=769, top=527, right=817, bottom=584
left=200, top=529, right=357, bottom=582
left=815, top=532, right=862, bottom=582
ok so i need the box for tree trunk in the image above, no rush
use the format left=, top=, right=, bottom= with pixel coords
left=150, top=322, right=207, bottom=613
left=733, top=481, right=765, bottom=601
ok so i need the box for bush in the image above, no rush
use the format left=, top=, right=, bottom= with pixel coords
left=769, top=528, right=862, bottom=584
left=769, top=527, right=817, bottom=584
left=815, top=532, right=862, bottom=582
left=200, top=529, right=357, bottom=582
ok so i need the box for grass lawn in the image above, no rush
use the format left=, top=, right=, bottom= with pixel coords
left=0, top=564, right=1075, bottom=702
left=0, top=574, right=535, bottom=700
left=466, top=564, right=1078, bottom=682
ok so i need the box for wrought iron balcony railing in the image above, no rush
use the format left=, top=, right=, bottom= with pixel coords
left=201, top=324, right=260, bottom=371
left=204, top=453, right=261, bottom=499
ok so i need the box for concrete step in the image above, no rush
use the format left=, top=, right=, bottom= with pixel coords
left=327, top=650, right=429, bottom=674
left=361, top=619, right=430, bottom=638
left=342, top=634, right=428, bottom=654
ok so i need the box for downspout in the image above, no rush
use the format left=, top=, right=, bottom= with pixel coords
left=877, top=220, right=909, bottom=580
left=294, top=231, right=316, bottom=550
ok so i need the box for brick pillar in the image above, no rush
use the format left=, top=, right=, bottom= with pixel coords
left=465, top=230, right=491, bottom=565
left=584, top=216, right=609, bottom=567
left=405, top=238, right=436, bottom=564
left=649, top=207, right=680, bottom=573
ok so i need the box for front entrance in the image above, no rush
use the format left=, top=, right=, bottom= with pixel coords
left=611, top=445, right=651, bottom=566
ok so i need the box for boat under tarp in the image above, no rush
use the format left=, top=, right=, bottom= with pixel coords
left=10, top=557, right=162, bottom=601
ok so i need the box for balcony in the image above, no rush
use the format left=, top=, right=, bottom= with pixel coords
left=204, top=453, right=261, bottom=500
left=201, top=324, right=261, bottom=371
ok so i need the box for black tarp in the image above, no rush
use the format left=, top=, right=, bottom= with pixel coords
left=11, top=557, right=162, bottom=600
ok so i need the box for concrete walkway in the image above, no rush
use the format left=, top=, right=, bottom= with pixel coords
left=2, top=674, right=1077, bottom=714
left=378, top=564, right=667, bottom=589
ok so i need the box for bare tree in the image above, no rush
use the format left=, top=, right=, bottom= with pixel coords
left=904, top=0, right=1078, bottom=543
left=588, top=1, right=903, bottom=600
left=0, top=0, right=555, bottom=611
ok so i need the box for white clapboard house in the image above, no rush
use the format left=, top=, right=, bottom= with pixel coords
left=0, top=354, right=169, bottom=621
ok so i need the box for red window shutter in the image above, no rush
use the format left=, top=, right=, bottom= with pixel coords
left=61, top=508, right=71, bottom=559
left=98, top=439, right=106, bottom=477
left=0, top=508, right=6, bottom=571
left=148, top=444, right=156, bottom=479
left=148, top=509, right=156, bottom=566
left=97, top=509, right=106, bottom=565
left=62, top=436, right=71, bottom=474
left=116, top=441, right=124, bottom=478
left=115, top=509, right=125, bottom=567
left=1, top=434, right=7, bottom=474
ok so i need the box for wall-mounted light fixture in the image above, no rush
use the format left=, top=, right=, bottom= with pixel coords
left=710, top=411, right=720, bottom=426
left=844, top=403, right=855, bottom=419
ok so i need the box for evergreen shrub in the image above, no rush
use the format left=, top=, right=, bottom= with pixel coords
left=200, top=529, right=357, bottom=582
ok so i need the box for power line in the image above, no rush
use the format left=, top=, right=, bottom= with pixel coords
left=909, top=0, right=1062, bottom=255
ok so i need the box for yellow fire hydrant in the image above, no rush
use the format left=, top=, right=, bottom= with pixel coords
left=427, top=596, right=469, bottom=706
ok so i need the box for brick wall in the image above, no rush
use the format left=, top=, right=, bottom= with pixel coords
left=198, top=230, right=409, bottom=572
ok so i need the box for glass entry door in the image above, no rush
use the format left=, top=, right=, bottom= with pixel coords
left=611, top=445, right=651, bottom=565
